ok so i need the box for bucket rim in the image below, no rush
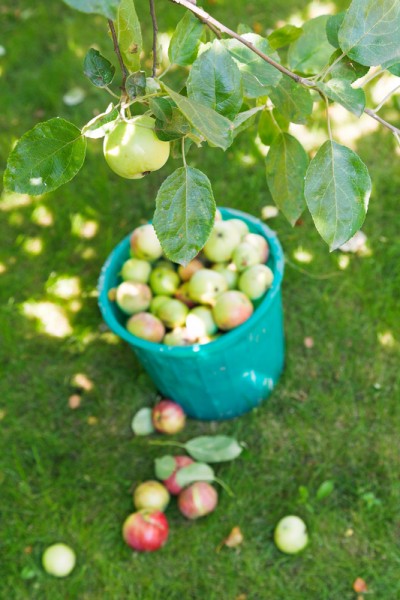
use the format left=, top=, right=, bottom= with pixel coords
left=98, top=207, right=284, bottom=357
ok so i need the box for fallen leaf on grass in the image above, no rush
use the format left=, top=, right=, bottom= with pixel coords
left=23, top=546, right=33, bottom=554
left=217, top=526, right=244, bottom=552
left=353, top=577, right=368, bottom=593
left=68, top=394, right=81, bottom=410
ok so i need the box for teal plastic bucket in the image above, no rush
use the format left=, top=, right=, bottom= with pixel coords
left=98, top=207, right=285, bottom=420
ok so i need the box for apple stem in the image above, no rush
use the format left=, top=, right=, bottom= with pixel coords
left=214, top=477, right=234, bottom=497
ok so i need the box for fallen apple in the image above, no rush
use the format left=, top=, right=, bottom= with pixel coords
left=178, top=482, right=218, bottom=519
left=115, top=281, right=152, bottom=315
left=274, top=515, right=308, bottom=554
left=212, top=291, right=254, bottom=330
left=122, top=510, right=169, bottom=552
left=162, top=455, right=194, bottom=495
left=152, top=400, right=186, bottom=434
left=134, top=480, right=170, bottom=512
left=103, top=115, right=170, bottom=179
left=130, top=223, right=163, bottom=261
left=42, top=543, right=76, bottom=578
left=126, top=312, right=165, bottom=343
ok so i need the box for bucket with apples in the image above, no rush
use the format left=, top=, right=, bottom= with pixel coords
left=98, top=207, right=284, bottom=420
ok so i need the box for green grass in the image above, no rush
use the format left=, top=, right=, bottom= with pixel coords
left=1, top=0, right=400, bottom=598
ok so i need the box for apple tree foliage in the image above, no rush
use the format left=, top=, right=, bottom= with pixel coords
left=3, top=0, right=400, bottom=264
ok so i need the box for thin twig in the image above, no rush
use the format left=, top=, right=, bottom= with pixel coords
left=108, top=19, right=128, bottom=92
left=169, top=0, right=400, bottom=137
left=149, top=0, right=158, bottom=77
left=353, top=66, right=384, bottom=89
left=315, top=51, right=346, bottom=83
left=374, top=82, right=400, bottom=113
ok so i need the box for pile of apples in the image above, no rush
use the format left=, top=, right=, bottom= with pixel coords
left=110, top=212, right=274, bottom=346
left=122, top=399, right=218, bottom=552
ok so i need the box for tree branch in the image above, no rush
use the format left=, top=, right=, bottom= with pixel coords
left=168, top=0, right=400, bottom=137
left=149, top=0, right=158, bottom=77
left=108, top=19, right=128, bottom=92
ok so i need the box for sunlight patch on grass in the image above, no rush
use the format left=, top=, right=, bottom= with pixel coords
left=22, top=237, right=43, bottom=255
left=69, top=299, right=83, bottom=312
left=238, top=152, right=257, bottom=166
left=293, top=247, right=313, bottom=264
left=377, top=331, right=395, bottom=348
left=22, top=301, right=72, bottom=337
left=101, top=331, right=121, bottom=345
left=71, top=213, right=99, bottom=239
left=46, top=275, right=82, bottom=299
left=0, top=262, right=6, bottom=274
left=81, top=247, right=97, bottom=260
left=31, top=205, right=54, bottom=227
left=337, top=255, right=350, bottom=270
left=0, top=190, right=32, bottom=211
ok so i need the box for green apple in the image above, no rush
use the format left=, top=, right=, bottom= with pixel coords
left=116, top=281, right=152, bottom=315
left=121, top=258, right=152, bottom=283
left=211, top=262, right=238, bottom=290
left=203, top=221, right=241, bottom=263
left=178, top=258, right=203, bottom=282
left=103, top=115, right=170, bottom=179
left=227, top=218, right=249, bottom=238
left=130, top=224, right=163, bottom=261
left=188, top=269, right=227, bottom=305
left=232, top=242, right=260, bottom=272
left=238, top=264, right=274, bottom=300
left=149, top=267, right=181, bottom=296
left=243, top=233, right=270, bottom=263
left=212, top=291, right=254, bottom=330
left=150, top=295, right=170, bottom=316
left=157, top=299, right=189, bottom=328
left=274, top=516, right=308, bottom=554
left=126, top=312, right=165, bottom=342
left=42, top=543, right=76, bottom=578
left=154, top=259, right=176, bottom=271
left=163, top=328, right=197, bottom=346
left=186, top=306, right=218, bottom=338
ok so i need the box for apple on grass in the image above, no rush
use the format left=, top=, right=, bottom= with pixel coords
left=178, top=482, right=218, bottom=519
left=130, top=223, right=163, bottom=261
left=274, top=515, right=308, bottom=554
left=42, top=543, right=76, bottom=577
left=103, top=116, right=170, bottom=180
left=152, top=400, right=186, bottom=434
left=203, top=221, right=241, bottom=263
left=122, top=510, right=169, bottom=552
left=116, top=281, right=152, bottom=315
left=149, top=267, right=181, bottom=296
left=212, top=291, right=254, bottom=330
left=126, top=312, right=165, bottom=343
left=161, top=456, right=194, bottom=495
left=134, top=481, right=170, bottom=512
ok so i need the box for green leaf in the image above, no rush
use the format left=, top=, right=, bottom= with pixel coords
left=328, top=49, right=369, bottom=82
left=126, top=70, right=146, bottom=99
left=153, top=166, right=215, bottom=265
left=184, top=435, right=243, bottom=463
left=258, top=109, right=289, bottom=145
left=168, top=10, right=204, bottom=66
left=316, top=480, right=335, bottom=501
left=269, top=76, right=313, bottom=124
left=232, top=106, right=263, bottom=138
left=131, top=407, right=155, bottom=436
left=62, top=0, right=120, bottom=20
left=268, top=24, right=303, bottom=50
left=187, top=40, right=243, bottom=120
left=176, top=462, right=215, bottom=487
left=81, top=104, right=119, bottom=138
left=388, top=63, right=400, bottom=76
left=83, top=48, right=115, bottom=88
left=298, top=485, right=310, bottom=503
left=326, top=12, right=346, bottom=49
left=116, top=0, right=142, bottom=72
left=4, top=118, right=86, bottom=196
left=288, top=15, right=335, bottom=75
left=163, top=84, right=233, bottom=150
left=319, top=78, right=366, bottom=117
left=150, top=97, right=192, bottom=142
left=224, top=34, right=282, bottom=98
left=265, top=133, right=308, bottom=225
left=304, top=140, right=371, bottom=250
left=338, top=0, right=400, bottom=67
left=154, top=455, right=176, bottom=480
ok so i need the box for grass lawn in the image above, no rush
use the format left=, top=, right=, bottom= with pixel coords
left=1, top=0, right=400, bottom=598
